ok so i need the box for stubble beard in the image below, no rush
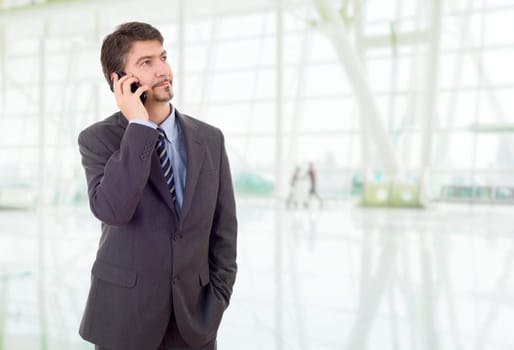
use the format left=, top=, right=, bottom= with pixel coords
left=153, top=86, right=174, bottom=102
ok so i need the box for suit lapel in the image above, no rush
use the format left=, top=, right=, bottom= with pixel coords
left=149, top=152, right=178, bottom=216
left=176, top=110, right=205, bottom=226
left=116, top=112, right=178, bottom=217
left=115, top=108, right=206, bottom=223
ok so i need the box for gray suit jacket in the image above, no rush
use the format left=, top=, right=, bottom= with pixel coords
left=77, top=109, right=237, bottom=350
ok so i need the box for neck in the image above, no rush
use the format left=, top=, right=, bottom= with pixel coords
left=147, top=102, right=172, bottom=125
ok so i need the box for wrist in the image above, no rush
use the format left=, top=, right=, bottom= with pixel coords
left=123, top=109, right=149, bottom=122
left=129, top=120, right=158, bottom=129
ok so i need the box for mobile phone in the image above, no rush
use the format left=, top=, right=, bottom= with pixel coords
left=109, top=71, right=147, bottom=105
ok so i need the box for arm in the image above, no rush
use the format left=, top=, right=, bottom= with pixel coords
left=78, top=123, right=159, bottom=225
left=209, top=130, right=238, bottom=306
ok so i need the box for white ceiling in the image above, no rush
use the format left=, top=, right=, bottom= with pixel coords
left=0, top=0, right=315, bottom=40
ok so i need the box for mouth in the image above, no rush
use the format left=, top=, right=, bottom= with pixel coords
left=153, top=79, right=171, bottom=88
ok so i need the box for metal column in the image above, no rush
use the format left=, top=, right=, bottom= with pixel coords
left=274, top=1, right=284, bottom=349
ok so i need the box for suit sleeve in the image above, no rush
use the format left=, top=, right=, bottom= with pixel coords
left=209, top=130, right=238, bottom=306
left=78, top=123, right=159, bottom=226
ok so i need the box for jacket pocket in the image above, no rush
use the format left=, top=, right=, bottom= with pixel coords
left=91, top=259, right=137, bottom=288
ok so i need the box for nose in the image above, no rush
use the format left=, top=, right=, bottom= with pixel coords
left=155, top=60, right=171, bottom=78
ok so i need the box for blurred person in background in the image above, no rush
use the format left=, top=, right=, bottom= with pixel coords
left=305, top=162, right=323, bottom=208
left=286, top=166, right=301, bottom=208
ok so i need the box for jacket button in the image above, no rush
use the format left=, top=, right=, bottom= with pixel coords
left=140, top=154, right=147, bottom=161
left=173, top=277, right=180, bottom=284
left=174, top=234, right=182, bottom=241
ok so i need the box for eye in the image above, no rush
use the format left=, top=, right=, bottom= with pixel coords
left=161, top=55, right=167, bottom=62
left=141, top=59, right=151, bottom=66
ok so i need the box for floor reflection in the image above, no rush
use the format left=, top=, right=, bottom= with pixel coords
left=0, top=202, right=513, bottom=349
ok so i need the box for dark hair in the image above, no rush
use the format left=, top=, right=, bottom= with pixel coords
left=100, top=22, right=164, bottom=85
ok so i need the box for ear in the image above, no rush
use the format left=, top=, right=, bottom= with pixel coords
left=109, top=72, right=118, bottom=92
left=110, top=72, right=119, bottom=82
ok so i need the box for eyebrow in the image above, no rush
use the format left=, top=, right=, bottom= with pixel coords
left=135, top=50, right=167, bottom=65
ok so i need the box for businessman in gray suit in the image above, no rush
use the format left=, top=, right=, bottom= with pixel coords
left=77, top=22, right=237, bottom=350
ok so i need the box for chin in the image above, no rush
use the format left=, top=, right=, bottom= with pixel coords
left=154, top=92, right=173, bottom=102
left=153, top=86, right=173, bottom=102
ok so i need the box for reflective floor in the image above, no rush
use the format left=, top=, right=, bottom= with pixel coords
left=0, top=200, right=513, bottom=349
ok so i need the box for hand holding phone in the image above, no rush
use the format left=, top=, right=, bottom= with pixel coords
left=110, top=71, right=149, bottom=122
left=110, top=71, right=147, bottom=105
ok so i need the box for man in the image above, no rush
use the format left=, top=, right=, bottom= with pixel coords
left=77, top=22, right=237, bottom=350
left=306, top=162, right=322, bottom=208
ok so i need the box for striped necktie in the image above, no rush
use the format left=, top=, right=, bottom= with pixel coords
left=156, top=128, right=176, bottom=202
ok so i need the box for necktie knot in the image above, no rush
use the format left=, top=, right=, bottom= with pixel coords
left=157, top=128, right=167, bottom=142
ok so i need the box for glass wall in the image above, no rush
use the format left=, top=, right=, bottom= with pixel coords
left=2, top=0, right=512, bottom=207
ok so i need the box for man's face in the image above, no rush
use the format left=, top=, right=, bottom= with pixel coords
left=124, top=40, right=174, bottom=103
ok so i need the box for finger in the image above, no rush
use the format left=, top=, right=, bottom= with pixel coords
left=134, top=85, right=149, bottom=99
left=114, top=73, right=134, bottom=95
left=119, top=76, right=140, bottom=95
left=134, top=85, right=150, bottom=95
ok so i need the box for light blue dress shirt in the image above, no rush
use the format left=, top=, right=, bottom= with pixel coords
left=129, top=105, right=187, bottom=214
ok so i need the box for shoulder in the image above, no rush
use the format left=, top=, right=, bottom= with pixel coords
left=78, top=112, right=124, bottom=146
left=178, top=112, right=224, bottom=140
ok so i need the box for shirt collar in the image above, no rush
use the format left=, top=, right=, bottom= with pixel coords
left=158, top=104, right=178, bottom=141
